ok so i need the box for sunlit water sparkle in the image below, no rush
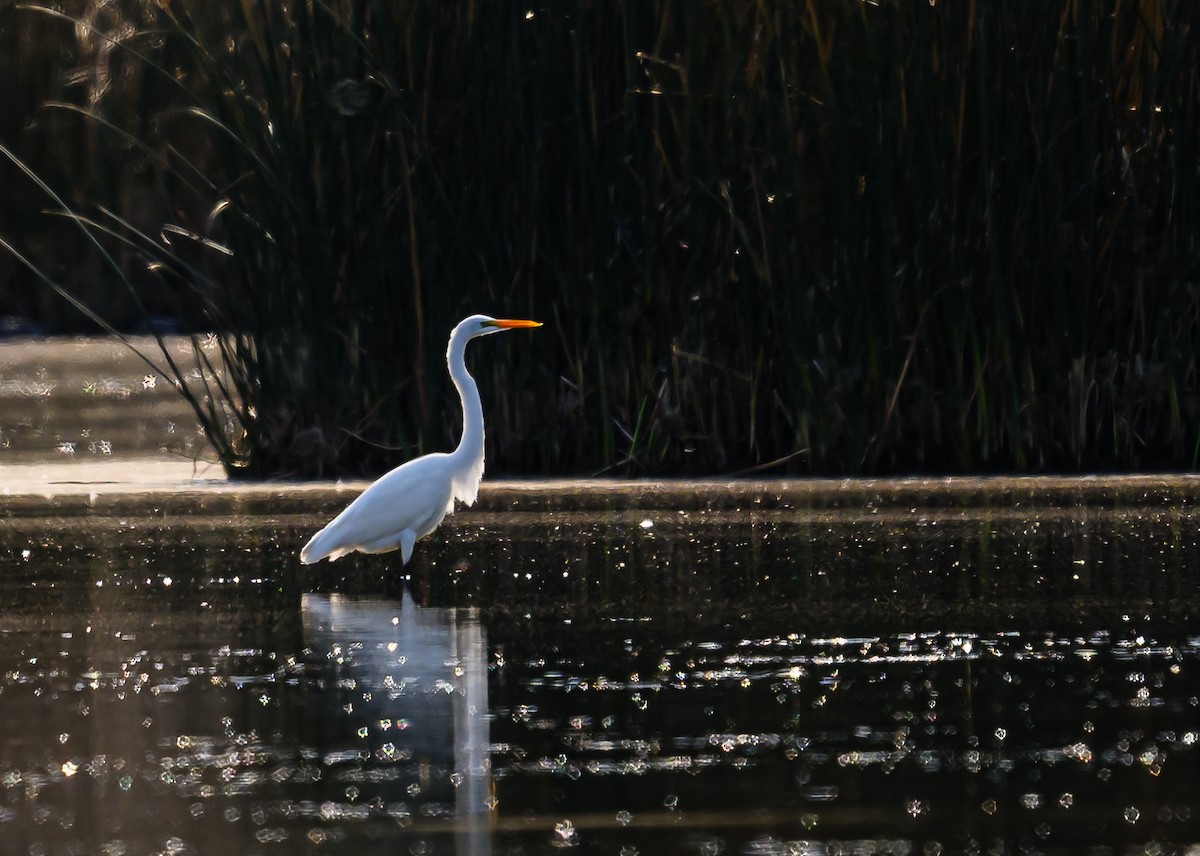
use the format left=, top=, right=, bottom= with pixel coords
left=1, top=496, right=1200, bottom=854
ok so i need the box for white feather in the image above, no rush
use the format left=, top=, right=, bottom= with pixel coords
left=300, top=314, right=539, bottom=566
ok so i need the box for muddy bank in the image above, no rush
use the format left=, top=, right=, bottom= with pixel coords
left=4, top=456, right=1200, bottom=519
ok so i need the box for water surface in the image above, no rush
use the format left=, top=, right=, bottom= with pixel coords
left=0, top=336, right=210, bottom=465
left=2, top=490, right=1199, bottom=854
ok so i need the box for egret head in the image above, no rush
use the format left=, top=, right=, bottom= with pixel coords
left=458, top=314, right=543, bottom=339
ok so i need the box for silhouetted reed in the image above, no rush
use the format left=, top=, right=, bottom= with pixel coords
left=1, top=1, right=1197, bottom=477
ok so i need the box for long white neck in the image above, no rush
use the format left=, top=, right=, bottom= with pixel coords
left=446, top=324, right=486, bottom=503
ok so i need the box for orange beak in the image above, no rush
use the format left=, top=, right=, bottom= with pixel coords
left=488, top=318, right=543, bottom=329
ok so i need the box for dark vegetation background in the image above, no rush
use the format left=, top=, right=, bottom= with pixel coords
left=0, top=1, right=1197, bottom=479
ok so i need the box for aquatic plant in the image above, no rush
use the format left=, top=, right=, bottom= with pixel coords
left=0, top=1, right=1197, bottom=477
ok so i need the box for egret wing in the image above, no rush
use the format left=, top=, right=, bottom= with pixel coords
left=301, top=454, right=455, bottom=563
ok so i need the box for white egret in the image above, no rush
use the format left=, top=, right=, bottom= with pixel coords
left=300, top=314, right=542, bottom=565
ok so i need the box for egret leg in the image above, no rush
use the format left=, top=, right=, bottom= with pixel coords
left=383, top=560, right=409, bottom=600
left=399, top=529, right=417, bottom=565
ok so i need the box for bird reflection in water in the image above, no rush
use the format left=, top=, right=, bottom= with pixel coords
left=301, top=591, right=491, bottom=855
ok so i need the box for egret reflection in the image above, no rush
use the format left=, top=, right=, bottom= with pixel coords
left=3, top=495, right=1200, bottom=852
left=301, top=591, right=491, bottom=854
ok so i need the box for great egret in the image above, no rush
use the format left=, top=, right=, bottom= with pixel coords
left=300, top=314, right=542, bottom=566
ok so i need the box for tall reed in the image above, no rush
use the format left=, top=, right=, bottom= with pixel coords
left=1, top=1, right=1197, bottom=477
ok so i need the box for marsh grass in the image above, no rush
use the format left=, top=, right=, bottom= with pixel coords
left=1, top=1, right=1197, bottom=477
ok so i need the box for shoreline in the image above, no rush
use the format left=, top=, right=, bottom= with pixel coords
left=3, top=458, right=1200, bottom=517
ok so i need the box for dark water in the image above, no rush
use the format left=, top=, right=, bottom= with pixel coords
left=2, top=497, right=1200, bottom=854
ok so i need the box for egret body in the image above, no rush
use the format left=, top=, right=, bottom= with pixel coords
left=300, top=314, right=541, bottom=565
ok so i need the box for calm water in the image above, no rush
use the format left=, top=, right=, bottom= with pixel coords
left=1, top=496, right=1199, bottom=855
left=0, top=336, right=209, bottom=464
